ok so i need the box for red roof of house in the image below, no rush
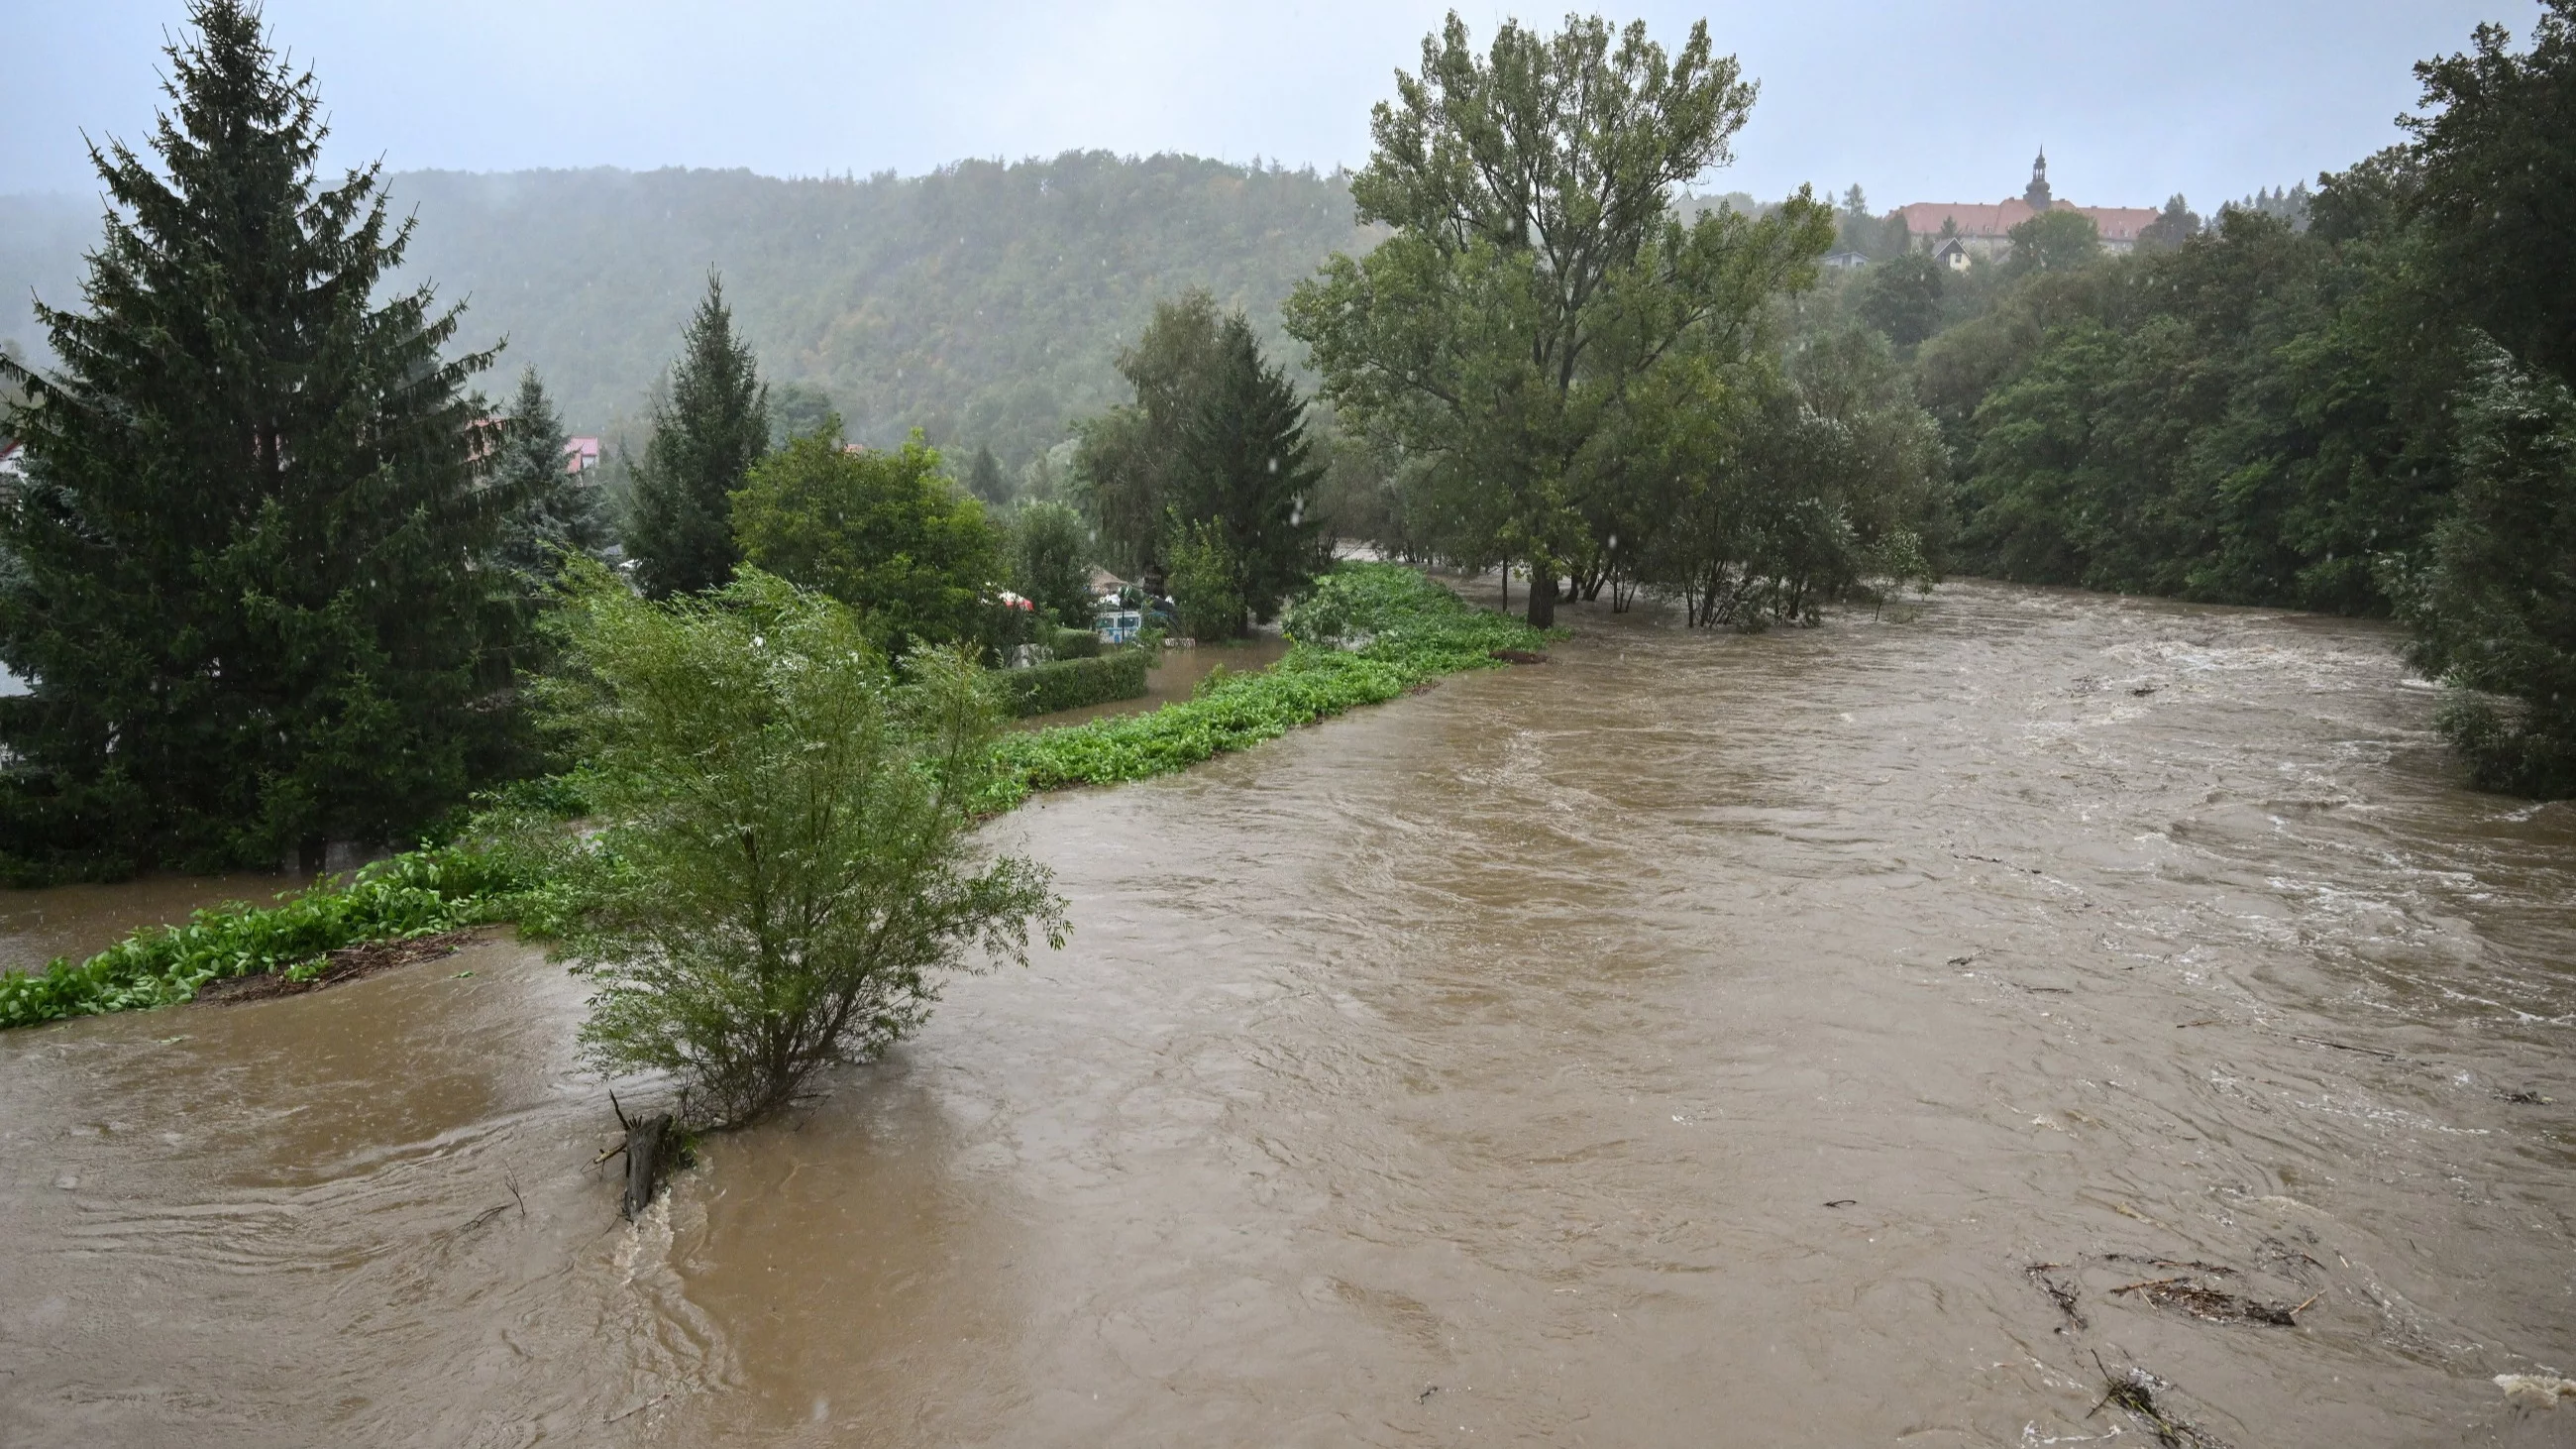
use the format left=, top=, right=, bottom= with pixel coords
left=1900, top=199, right=2161, bottom=244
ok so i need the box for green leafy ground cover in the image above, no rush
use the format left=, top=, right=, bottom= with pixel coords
left=0, top=847, right=545, bottom=1028
left=0, top=565, right=1539, bottom=1030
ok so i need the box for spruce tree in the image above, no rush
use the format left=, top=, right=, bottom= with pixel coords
left=1172, top=314, right=1326, bottom=631
left=624, top=276, right=769, bottom=597
left=967, top=445, right=1009, bottom=504
left=0, top=0, right=519, bottom=878
left=493, top=366, right=609, bottom=583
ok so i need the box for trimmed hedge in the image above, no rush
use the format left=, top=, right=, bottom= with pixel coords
left=996, top=648, right=1150, bottom=718
left=1049, top=625, right=1104, bottom=660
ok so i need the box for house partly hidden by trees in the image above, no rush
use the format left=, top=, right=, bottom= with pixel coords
left=1902, top=151, right=2159, bottom=269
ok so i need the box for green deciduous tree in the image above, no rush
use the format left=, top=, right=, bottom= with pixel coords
left=1070, top=287, right=1228, bottom=576
left=2407, top=0, right=2576, bottom=390
left=1163, top=520, right=1248, bottom=642
left=2387, top=345, right=2576, bottom=796
left=1008, top=500, right=1096, bottom=628
left=732, top=425, right=1006, bottom=654
left=1635, top=328, right=1946, bottom=627
left=537, top=563, right=1066, bottom=1129
left=625, top=275, right=769, bottom=597
left=1858, top=252, right=1946, bottom=348
left=2002, top=208, right=2103, bottom=278
left=493, top=367, right=611, bottom=584
left=769, top=380, right=835, bottom=445
left=1285, top=11, right=1832, bottom=625
left=0, top=0, right=519, bottom=878
left=1171, top=313, right=1328, bottom=631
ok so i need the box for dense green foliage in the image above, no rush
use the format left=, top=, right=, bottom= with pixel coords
left=731, top=428, right=1005, bottom=654
left=1922, top=203, right=2469, bottom=611
left=624, top=276, right=769, bottom=597
left=0, top=846, right=539, bottom=1029
left=1006, top=500, right=1098, bottom=627
left=1285, top=14, right=1861, bottom=627
left=1882, top=2, right=2574, bottom=795
left=0, top=1, right=523, bottom=879
left=2407, top=2, right=2576, bottom=390
left=1069, top=288, right=1232, bottom=577
left=1163, top=519, right=1250, bottom=640
left=534, top=565, right=1065, bottom=1128
left=983, top=563, right=1543, bottom=808
left=1172, top=312, right=1329, bottom=631
left=1999, top=209, right=2101, bottom=278
left=2388, top=347, right=2576, bottom=794
left=5, top=564, right=1531, bottom=1033
left=995, top=649, right=1151, bottom=718
left=493, top=367, right=613, bottom=585
left=1631, top=327, right=1945, bottom=626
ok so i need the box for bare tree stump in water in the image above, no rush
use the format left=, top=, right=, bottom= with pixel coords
left=623, top=1113, right=672, bottom=1221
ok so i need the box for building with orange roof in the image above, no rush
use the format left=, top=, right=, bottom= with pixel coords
left=1901, top=152, right=2159, bottom=269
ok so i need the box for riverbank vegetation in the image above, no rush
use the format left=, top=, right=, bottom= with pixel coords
left=531, top=567, right=1066, bottom=1129
left=0, top=562, right=1533, bottom=1037
left=1828, top=4, right=2576, bottom=794
left=4, top=0, right=2566, bottom=1088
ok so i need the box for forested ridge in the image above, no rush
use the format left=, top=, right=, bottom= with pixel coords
left=1, top=154, right=1367, bottom=465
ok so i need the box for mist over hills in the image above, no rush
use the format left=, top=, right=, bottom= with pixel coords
left=2, top=152, right=1369, bottom=467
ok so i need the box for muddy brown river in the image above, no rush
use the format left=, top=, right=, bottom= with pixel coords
left=3, top=582, right=2571, bottom=1447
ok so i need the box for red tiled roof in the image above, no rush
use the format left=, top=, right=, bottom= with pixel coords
left=1900, top=199, right=2160, bottom=243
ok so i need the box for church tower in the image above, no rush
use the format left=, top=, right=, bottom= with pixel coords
left=2024, top=149, right=2054, bottom=210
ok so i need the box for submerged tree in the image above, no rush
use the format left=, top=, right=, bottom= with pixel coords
left=624, top=274, right=769, bottom=597
left=2389, top=345, right=2576, bottom=797
left=1286, top=13, right=1832, bottom=624
left=539, top=564, right=1066, bottom=1129
left=0, top=0, right=518, bottom=877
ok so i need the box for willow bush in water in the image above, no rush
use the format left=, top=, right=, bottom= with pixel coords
left=536, top=562, right=1066, bottom=1129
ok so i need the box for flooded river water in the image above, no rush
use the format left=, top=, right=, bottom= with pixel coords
left=2, top=582, right=2571, bottom=1447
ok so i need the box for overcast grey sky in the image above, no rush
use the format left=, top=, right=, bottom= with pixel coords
left=0, top=0, right=2524, bottom=211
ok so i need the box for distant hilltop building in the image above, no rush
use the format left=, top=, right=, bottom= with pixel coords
left=1901, top=151, right=2158, bottom=269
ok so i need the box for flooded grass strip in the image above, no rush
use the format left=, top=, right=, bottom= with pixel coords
left=0, top=565, right=1542, bottom=1031
left=0, top=848, right=544, bottom=1028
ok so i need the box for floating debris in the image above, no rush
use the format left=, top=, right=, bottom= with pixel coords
left=2026, top=1262, right=2086, bottom=1332
left=2495, top=1375, right=2576, bottom=1406
left=2111, top=1275, right=2312, bottom=1327
left=2090, top=1355, right=2232, bottom=1449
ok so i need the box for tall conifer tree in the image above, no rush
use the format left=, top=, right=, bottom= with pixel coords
left=624, top=276, right=768, bottom=597
left=1173, top=314, right=1326, bottom=630
left=493, top=366, right=608, bottom=582
left=0, top=0, right=518, bottom=877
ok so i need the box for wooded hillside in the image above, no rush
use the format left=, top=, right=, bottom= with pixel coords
left=1, top=153, right=1366, bottom=466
